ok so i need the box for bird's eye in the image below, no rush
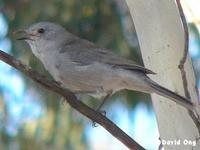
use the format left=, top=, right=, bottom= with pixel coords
left=38, top=28, right=45, bottom=34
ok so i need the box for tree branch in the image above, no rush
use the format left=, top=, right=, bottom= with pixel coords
left=176, top=0, right=190, bottom=99
left=0, top=50, right=145, bottom=150
left=176, top=0, right=200, bottom=133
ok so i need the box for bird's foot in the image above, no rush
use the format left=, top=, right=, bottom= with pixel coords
left=92, top=110, right=107, bottom=127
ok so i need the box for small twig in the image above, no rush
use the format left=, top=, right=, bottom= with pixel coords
left=0, top=50, right=145, bottom=150
left=176, top=0, right=190, bottom=99
left=176, top=0, right=200, bottom=132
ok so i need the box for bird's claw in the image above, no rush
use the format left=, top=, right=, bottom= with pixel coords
left=99, top=110, right=106, bottom=116
left=92, top=110, right=107, bottom=127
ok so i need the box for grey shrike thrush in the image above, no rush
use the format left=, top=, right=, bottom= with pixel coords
left=16, top=21, right=194, bottom=111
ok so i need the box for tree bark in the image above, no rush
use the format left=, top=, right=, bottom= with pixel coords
left=125, top=0, right=200, bottom=149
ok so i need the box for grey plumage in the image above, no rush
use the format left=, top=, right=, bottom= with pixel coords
left=16, top=21, right=194, bottom=110
left=59, top=37, right=155, bottom=74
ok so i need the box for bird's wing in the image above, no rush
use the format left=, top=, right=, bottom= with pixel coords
left=61, top=38, right=156, bottom=74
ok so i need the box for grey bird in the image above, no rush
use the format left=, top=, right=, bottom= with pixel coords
left=16, top=21, right=193, bottom=111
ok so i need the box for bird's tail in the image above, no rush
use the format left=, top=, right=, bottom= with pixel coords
left=146, top=78, right=194, bottom=111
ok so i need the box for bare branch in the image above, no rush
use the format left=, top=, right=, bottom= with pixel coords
left=0, top=50, right=145, bottom=150
left=176, top=0, right=200, bottom=133
left=176, top=0, right=190, bottom=99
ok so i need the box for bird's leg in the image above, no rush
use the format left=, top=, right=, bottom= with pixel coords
left=96, top=93, right=111, bottom=113
left=56, top=81, right=68, bottom=105
left=92, top=92, right=112, bottom=127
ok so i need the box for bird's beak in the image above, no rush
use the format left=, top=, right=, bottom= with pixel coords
left=14, top=30, right=33, bottom=41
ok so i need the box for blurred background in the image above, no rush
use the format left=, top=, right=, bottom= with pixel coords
left=0, top=0, right=199, bottom=150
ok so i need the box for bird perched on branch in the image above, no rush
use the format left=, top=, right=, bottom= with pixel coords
left=16, top=21, right=194, bottom=111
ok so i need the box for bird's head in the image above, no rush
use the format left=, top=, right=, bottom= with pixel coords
left=15, top=21, right=71, bottom=55
left=16, top=21, right=67, bottom=42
